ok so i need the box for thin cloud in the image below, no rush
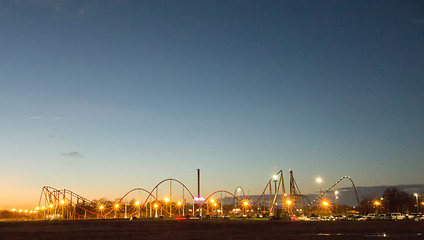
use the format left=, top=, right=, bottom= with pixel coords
left=29, top=0, right=95, bottom=17
left=53, top=116, right=63, bottom=120
left=62, top=152, right=84, bottom=158
left=412, top=20, right=424, bottom=25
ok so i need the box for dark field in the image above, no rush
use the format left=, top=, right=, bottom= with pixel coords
left=0, top=219, right=423, bottom=240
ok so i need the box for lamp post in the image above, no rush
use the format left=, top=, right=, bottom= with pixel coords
left=316, top=177, right=322, bottom=195
left=114, top=203, right=119, bottom=218
left=135, top=201, right=141, bottom=218
left=99, top=205, right=104, bottom=219
left=164, top=198, right=169, bottom=217
left=60, top=200, right=65, bottom=219
left=322, top=201, right=329, bottom=216
left=414, top=193, right=419, bottom=213
left=177, top=201, right=182, bottom=216
left=243, top=201, right=249, bottom=215
left=286, top=199, right=292, bottom=214
left=272, top=175, right=278, bottom=194
left=334, top=191, right=339, bottom=214
left=374, top=201, right=381, bottom=214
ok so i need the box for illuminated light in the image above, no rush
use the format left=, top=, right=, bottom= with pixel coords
left=213, top=203, right=217, bottom=207
left=194, top=197, right=205, bottom=202
left=24, top=210, right=28, bottom=213
left=322, top=201, right=329, bottom=206
left=335, top=191, right=339, bottom=195
left=11, top=209, right=16, bottom=212
left=210, top=199, right=215, bottom=203
left=135, top=201, right=140, bottom=206
left=177, top=201, right=182, bottom=206
left=273, top=175, right=278, bottom=181
left=243, top=201, right=248, bottom=206
left=175, top=216, right=187, bottom=220
left=316, top=177, right=322, bottom=183
left=164, top=198, right=169, bottom=203
left=99, top=205, right=104, bottom=210
left=115, top=203, right=119, bottom=208
left=414, top=193, right=418, bottom=197
left=30, top=211, right=33, bottom=214
left=41, top=206, right=45, bottom=210
left=154, top=204, right=158, bottom=208
left=374, top=201, right=381, bottom=206
left=18, top=209, right=23, bottom=213
left=49, top=204, right=54, bottom=208
left=35, top=207, right=39, bottom=210
left=286, top=200, right=292, bottom=205
left=60, top=200, right=65, bottom=205
left=34, top=211, right=38, bottom=213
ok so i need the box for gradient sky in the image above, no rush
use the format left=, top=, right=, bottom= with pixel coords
left=1, top=0, right=423, bottom=209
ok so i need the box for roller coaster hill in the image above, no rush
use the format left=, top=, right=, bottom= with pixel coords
left=35, top=169, right=359, bottom=220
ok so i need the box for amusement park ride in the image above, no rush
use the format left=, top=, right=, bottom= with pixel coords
left=36, top=169, right=359, bottom=220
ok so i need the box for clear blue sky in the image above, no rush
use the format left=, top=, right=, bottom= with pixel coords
left=1, top=0, right=423, bottom=209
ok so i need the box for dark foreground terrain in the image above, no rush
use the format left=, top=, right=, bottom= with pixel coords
left=0, top=219, right=423, bottom=240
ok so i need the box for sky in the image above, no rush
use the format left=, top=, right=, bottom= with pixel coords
left=0, top=0, right=423, bottom=210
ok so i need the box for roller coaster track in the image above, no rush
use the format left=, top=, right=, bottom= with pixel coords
left=308, top=176, right=360, bottom=207
left=37, top=171, right=358, bottom=219
left=38, top=171, right=289, bottom=218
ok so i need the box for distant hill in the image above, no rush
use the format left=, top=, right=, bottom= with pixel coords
left=222, top=184, right=424, bottom=207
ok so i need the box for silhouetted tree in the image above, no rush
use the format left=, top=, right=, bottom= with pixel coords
left=358, top=196, right=374, bottom=214
left=382, top=187, right=414, bottom=213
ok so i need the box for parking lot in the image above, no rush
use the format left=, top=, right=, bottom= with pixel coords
left=1, top=219, right=423, bottom=240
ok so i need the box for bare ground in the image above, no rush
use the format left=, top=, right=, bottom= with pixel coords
left=0, top=219, right=423, bottom=240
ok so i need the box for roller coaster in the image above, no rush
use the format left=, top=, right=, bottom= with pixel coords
left=36, top=169, right=360, bottom=219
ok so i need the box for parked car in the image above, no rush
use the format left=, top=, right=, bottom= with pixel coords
left=408, top=213, right=422, bottom=221
left=331, top=214, right=344, bottom=221
left=374, top=214, right=386, bottom=221
left=347, top=215, right=366, bottom=221
left=366, top=214, right=377, bottom=221
left=385, top=213, right=405, bottom=221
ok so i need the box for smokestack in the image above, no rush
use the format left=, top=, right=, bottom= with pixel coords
left=197, top=168, right=200, bottom=198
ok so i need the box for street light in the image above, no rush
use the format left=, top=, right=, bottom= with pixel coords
left=273, top=175, right=278, bottom=195
left=154, top=203, right=158, bottom=218
left=374, top=201, right=381, bottom=213
left=177, top=201, right=182, bottom=216
left=60, top=199, right=65, bottom=219
left=164, top=198, right=170, bottom=217
left=243, top=201, right=249, bottom=214
left=334, top=191, right=339, bottom=214
left=208, top=199, right=215, bottom=213
left=414, top=193, right=419, bottom=213
left=135, top=201, right=141, bottom=218
left=316, top=177, right=323, bottom=194
left=114, top=203, right=120, bottom=218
